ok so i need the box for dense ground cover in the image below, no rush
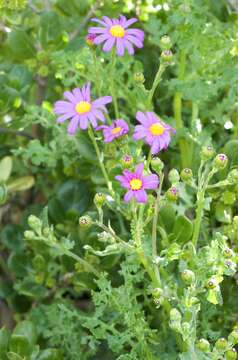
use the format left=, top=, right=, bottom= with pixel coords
left=1, top=0, right=238, bottom=359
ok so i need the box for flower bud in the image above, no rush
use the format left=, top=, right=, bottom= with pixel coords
left=196, top=338, right=210, bottom=352
left=229, top=330, right=238, bottom=345
left=86, top=33, right=96, bottom=46
left=133, top=72, right=145, bottom=84
left=152, top=287, right=163, bottom=298
left=181, top=269, right=195, bottom=285
left=121, top=154, right=133, bottom=168
left=24, top=230, right=35, bottom=240
left=215, top=338, right=228, bottom=351
left=228, top=169, right=238, bottom=182
left=0, top=184, right=7, bottom=205
left=28, top=215, right=42, bottom=232
left=214, top=154, right=228, bottom=170
left=42, top=227, right=51, bottom=237
left=160, top=35, right=172, bottom=50
left=225, top=348, right=237, bottom=360
left=201, top=145, right=214, bottom=160
left=94, top=193, right=106, bottom=208
left=170, top=308, right=182, bottom=322
left=206, top=278, right=217, bottom=289
left=180, top=168, right=193, bottom=182
left=168, top=169, right=180, bottom=184
left=223, top=248, right=234, bottom=258
left=79, top=215, right=93, bottom=229
left=151, top=157, right=164, bottom=173
left=166, top=186, right=179, bottom=201
left=161, top=50, right=173, bottom=64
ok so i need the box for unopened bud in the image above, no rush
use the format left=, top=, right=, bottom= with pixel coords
left=181, top=168, right=193, bottom=182
left=133, top=72, right=145, bottom=84
left=196, top=338, right=210, bottom=352
left=168, top=169, right=180, bottom=184
left=201, top=145, right=214, bottom=160
left=94, top=193, right=106, bottom=208
left=42, top=227, right=51, bottom=237
left=206, top=278, right=217, bottom=289
left=225, top=348, right=237, bottom=360
left=121, top=154, right=133, bottom=168
left=28, top=215, right=42, bottom=231
left=181, top=269, right=195, bottom=285
left=223, top=248, right=234, bottom=258
left=160, top=35, right=172, bottom=50
left=24, top=230, right=35, bottom=240
left=170, top=308, right=182, bottom=322
left=229, top=330, right=238, bottom=345
left=151, top=157, right=164, bottom=173
left=214, top=154, right=228, bottom=169
left=215, top=338, right=228, bottom=351
left=161, top=50, right=173, bottom=64
left=86, top=33, right=96, bottom=46
left=166, top=186, right=179, bottom=201
left=79, top=215, right=92, bottom=229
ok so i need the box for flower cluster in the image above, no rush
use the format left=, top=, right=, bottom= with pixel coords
left=54, top=16, right=175, bottom=203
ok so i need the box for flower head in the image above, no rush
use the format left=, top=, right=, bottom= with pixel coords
left=86, top=33, right=96, bottom=46
left=97, top=119, right=129, bottom=142
left=115, top=163, right=159, bottom=203
left=54, top=83, right=112, bottom=135
left=88, top=15, right=144, bottom=56
left=133, top=111, right=175, bottom=154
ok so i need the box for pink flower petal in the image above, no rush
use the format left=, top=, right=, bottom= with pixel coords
left=116, top=38, right=125, bottom=56
left=88, top=27, right=107, bottom=34
left=64, top=91, right=77, bottom=104
left=94, top=34, right=110, bottom=45
left=124, top=18, right=138, bottom=28
left=135, top=189, right=147, bottom=203
left=135, top=163, right=144, bottom=177
left=103, top=37, right=115, bottom=52
left=124, top=190, right=134, bottom=202
left=67, top=115, right=80, bottom=135
left=143, top=174, right=159, bottom=189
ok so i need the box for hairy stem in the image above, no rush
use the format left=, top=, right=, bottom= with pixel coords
left=148, top=63, right=166, bottom=106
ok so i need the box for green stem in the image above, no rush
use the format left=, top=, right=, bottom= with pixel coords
left=88, top=125, right=113, bottom=193
left=64, top=249, right=100, bottom=277
left=110, top=48, right=119, bottom=118
left=189, top=102, right=199, bottom=165
left=173, top=50, right=190, bottom=168
left=148, top=63, right=166, bottom=107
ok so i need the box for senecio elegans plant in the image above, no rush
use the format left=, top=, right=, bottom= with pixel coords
left=18, top=14, right=238, bottom=360
left=2, top=3, right=238, bottom=360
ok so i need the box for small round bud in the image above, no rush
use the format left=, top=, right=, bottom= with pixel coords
left=196, top=339, right=210, bottom=352
left=170, top=308, right=182, bottom=322
left=206, top=278, right=217, bottom=289
left=133, top=72, right=145, bottom=84
left=201, top=145, right=215, bottom=160
left=224, top=260, right=235, bottom=269
left=166, top=186, right=179, bottom=201
left=151, top=157, right=164, bottom=173
left=161, top=50, right=173, bottom=63
left=214, top=154, right=228, bottom=169
left=121, top=154, right=133, bottom=168
left=168, top=169, right=180, bottom=184
left=42, top=227, right=51, bottom=237
left=215, top=338, right=228, bottom=351
left=228, top=169, right=238, bottom=182
left=79, top=215, right=92, bottom=229
left=0, top=184, right=7, bottom=205
left=223, top=248, right=234, bottom=258
left=180, top=168, right=193, bottom=182
left=94, top=193, right=106, bottom=208
left=86, top=33, right=96, bottom=46
left=225, top=348, right=237, bottom=360
left=181, top=269, right=195, bottom=285
left=24, top=230, right=35, bottom=240
left=229, top=330, right=238, bottom=345
left=152, top=287, right=163, bottom=298
left=28, top=215, right=42, bottom=231
left=160, top=35, right=172, bottom=50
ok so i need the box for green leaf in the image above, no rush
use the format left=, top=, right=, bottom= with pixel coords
left=39, top=12, right=62, bottom=48
left=7, top=176, right=35, bottom=192
left=0, top=156, right=12, bottom=182
left=215, top=203, right=232, bottom=223
left=6, top=352, right=23, bottom=360
left=37, top=349, right=63, bottom=360
left=0, top=327, right=10, bottom=359
left=7, top=30, right=35, bottom=60
left=1, top=224, right=24, bottom=252
left=172, top=215, right=193, bottom=243
left=9, top=335, right=32, bottom=357
left=207, top=287, right=223, bottom=305
left=14, top=321, right=37, bottom=349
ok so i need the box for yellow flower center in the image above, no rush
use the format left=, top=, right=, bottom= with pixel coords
left=109, top=25, right=125, bottom=38
left=111, top=126, right=121, bottom=135
left=75, top=101, right=91, bottom=114
left=130, top=178, right=142, bottom=191
left=149, top=123, right=165, bottom=136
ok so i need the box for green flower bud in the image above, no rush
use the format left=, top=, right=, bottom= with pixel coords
left=180, top=168, right=193, bottom=182
left=214, top=154, right=228, bottom=170
left=133, top=72, right=145, bottom=84
left=152, top=287, right=163, bottom=298
left=94, top=193, right=106, bottom=208
left=161, top=50, right=173, bottom=64
left=228, top=330, right=238, bottom=345
left=38, top=65, right=49, bottom=77
left=228, top=169, right=238, bottom=182
left=170, top=308, right=182, bottom=322
left=24, top=230, right=35, bottom=240
left=121, top=154, right=133, bottom=168
left=160, top=35, right=172, bottom=50
left=181, top=269, right=195, bottom=285
left=151, top=157, right=164, bottom=173
left=28, top=215, right=42, bottom=232
left=206, top=278, right=217, bottom=289
left=168, top=169, right=180, bottom=184
left=196, top=338, right=210, bottom=352
left=79, top=215, right=93, bottom=229
left=42, top=227, right=51, bottom=237
left=166, top=186, right=179, bottom=201
left=201, top=145, right=215, bottom=160
left=226, top=348, right=237, bottom=360
left=223, top=248, right=234, bottom=258
left=0, top=183, right=7, bottom=205
left=215, top=338, right=228, bottom=351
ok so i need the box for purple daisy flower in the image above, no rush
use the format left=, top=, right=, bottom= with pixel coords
left=54, top=83, right=112, bottom=135
left=97, top=119, right=129, bottom=142
left=88, top=15, right=144, bottom=56
left=133, top=111, right=175, bottom=155
left=115, top=163, right=159, bottom=203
